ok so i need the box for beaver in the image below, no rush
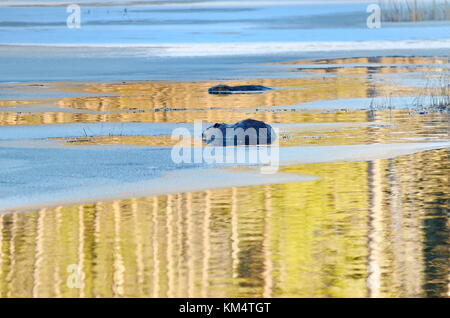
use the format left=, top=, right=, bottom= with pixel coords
left=202, top=119, right=276, bottom=146
left=208, top=84, right=272, bottom=94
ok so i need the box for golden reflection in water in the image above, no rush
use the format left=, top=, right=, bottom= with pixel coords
left=53, top=110, right=448, bottom=148
left=2, top=56, right=448, bottom=127
left=0, top=100, right=38, bottom=107
left=0, top=149, right=447, bottom=298
left=367, top=160, right=383, bottom=298
left=272, top=56, right=449, bottom=66
left=0, top=77, right=373, bottom=126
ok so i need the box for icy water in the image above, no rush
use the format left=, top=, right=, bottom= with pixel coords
left=0, top=55, right=449, bottom=297
left=0, top=0, right=450, bottom=299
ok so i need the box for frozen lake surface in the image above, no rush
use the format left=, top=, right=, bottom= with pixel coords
left=1, top=0, right=450, bottom=82
left=1, top=137, right=448, bottom=212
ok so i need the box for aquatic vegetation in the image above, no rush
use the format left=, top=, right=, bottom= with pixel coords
left=380, top=0, right=450, bottom=22
left=413, top=74, right=450, bottom=112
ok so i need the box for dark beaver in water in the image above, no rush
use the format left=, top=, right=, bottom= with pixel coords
left=208, top=84, right=272, bottom=94
left=202, top=119, right=276, bottom=146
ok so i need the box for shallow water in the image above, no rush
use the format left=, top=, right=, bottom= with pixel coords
left=0, top=54, right=448, bottom=297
